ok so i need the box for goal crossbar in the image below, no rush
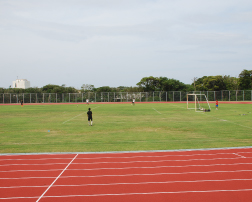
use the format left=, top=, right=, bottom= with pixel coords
left=187, top=94, right=211, bottom=112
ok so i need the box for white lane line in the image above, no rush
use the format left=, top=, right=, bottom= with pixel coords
left=152, top=108, right=161, bottom=114
left=36, top=154, right=78, bottom=202
left=0, top=153, right=236, bottom=161
left=58, top=169, right=252, bottom=179
left=44, top=188, right=252, bottom=197
left=70, top=157, right=247, bottom=165
left=62, top=113, right=84, bottom=124
left=0, top=163, right=69, bottom=167
left=0, top=158, right=74, bottom=161
left=234, top=153, right=246, bottom=158
left=0, top=196, right=39, bottom=200
left=1, top=151, right=252, bottom=162
left=2, top=156, right=250, bottom=167
left=73, top=152, right=251, bottom=159
left=2, top=178, right=252, bottom=189
left=0, top=169, right=63, bottom=172
left=0, top=176, right=57, bottom=180
left=204, top=113, right=252, bottom=130
left=1, top=169, right=252, bottom=180
left=2, top=188, right=252, bottom=200
left=49, top=178, right=252, bottom=187
left=62, top=106, right=99, bottom=124
left=2, top=162, right=252, bottom=173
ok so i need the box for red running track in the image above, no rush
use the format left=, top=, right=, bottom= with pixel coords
left=1, top=148, right=252, bottom=202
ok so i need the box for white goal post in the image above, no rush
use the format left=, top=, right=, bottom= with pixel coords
left=187, top=94, right=211, bottom=112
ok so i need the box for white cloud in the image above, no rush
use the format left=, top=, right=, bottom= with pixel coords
left=0, top=0, right=252, bottom=88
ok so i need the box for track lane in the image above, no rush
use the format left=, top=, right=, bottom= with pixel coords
left=1, top=148, right=252, bottom=201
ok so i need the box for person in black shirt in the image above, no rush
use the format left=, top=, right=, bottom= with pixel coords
left=87, top=108, right=93, bottom=126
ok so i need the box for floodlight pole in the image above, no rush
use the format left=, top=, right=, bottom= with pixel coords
left=187, top=94, right=188, bottom=109
left=194, top=94, right=197, bottom=111
left=193, top=77, right=198, bottom=91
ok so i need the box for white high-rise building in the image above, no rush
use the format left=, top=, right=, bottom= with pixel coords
left=12, top=79, right=30, bottom=89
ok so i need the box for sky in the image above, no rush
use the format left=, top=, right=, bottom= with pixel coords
left=0, top=0, right=252, bottom=89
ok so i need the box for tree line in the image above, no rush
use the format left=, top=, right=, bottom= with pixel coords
left=1, top=69, right=251, bottom=94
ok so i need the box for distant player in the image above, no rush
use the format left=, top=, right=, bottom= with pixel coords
left=215, top=99, right=218, bottom=110
left=87, top=108, right=93, bottom=126
left=132, top=98, right=135, bottom=105
left=86, top=99, right=89, bottom=105
left=21, top=100, right=23, bottom=107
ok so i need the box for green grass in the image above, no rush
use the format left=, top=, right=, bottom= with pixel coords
left=0, top=103, right=252, bottom=153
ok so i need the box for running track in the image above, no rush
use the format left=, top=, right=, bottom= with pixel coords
left=1, top=147, right=252, bottom=202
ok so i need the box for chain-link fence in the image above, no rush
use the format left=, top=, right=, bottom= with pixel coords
left=0, top=90, right=251, bottom=104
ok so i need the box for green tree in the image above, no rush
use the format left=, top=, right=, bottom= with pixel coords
left=95, top=86, right=114, bottom=92
left=25, top=87, right=42, bottom=93
left=239, top=69, right=252, bottom=90
left=123, top=86, right=142, bottom=92
left=185, top=84, right=195, bottom=92
left=81, top=84, right=94, bottom=92
left=136, top=76, right=159, bottom=91
left=223, top=75, right=239, bottom=90
left=159, top=77, right=187, bottom=91
left=42, top=84, right=57, bottom=93
left=137, top=76, right=187, bottom=92
left=194, top=76, right=226, bottom=91
left=64, top=86, right=78, bottom=93
left=42, top=84, right=78, bottom=93
left=4, top=88, right=25, bottom=93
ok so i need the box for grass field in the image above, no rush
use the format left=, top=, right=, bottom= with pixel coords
left=0, top=102, right=252, bottom=153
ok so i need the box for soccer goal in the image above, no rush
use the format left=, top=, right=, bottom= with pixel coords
left=187, top=94, right=211, bottom=112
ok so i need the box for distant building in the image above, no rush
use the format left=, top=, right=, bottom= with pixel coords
left=12, top=79, right=30, bottom=89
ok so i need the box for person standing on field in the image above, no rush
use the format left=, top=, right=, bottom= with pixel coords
left=132, top=98, right=135, bottom=105
left=87, top=108, right=93, bottom=126
left=215, top=99, right=218, bottom=110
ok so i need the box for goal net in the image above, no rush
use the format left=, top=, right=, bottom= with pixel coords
left=187, top=94, right=211, bottom=112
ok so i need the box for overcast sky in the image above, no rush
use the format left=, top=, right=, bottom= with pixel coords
left=1, top=0, right=252, bottom=89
